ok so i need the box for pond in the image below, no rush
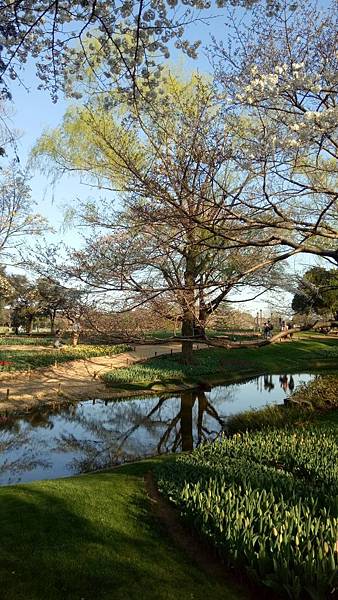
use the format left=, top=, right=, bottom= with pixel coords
left=0, top=373, right=316, bottom=485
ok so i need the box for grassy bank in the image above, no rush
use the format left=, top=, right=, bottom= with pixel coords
left=226, top=375, right=338, bottom=434
left=0, top=459, right=246, bottom=600
left=102, top=335, right=338, bottom=390
left=0, top=344, right=130, bottom=372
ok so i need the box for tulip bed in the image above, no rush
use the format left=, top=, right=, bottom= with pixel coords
left=0, top=344, right=131, bottom=371
left=157, top=425, right=338, bottom=599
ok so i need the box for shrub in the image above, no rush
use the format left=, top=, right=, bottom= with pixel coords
left=226, top=404, right=311, bottom=435
left=290, top=375, right=338, bottom=409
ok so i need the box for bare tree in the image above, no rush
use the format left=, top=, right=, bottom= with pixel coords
left=0, top=163, right=46, bottom=260
left=33, top=73, right=286, bottom=362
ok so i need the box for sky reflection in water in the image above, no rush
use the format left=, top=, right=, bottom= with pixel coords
left=0, top=373, right=314, bottom=485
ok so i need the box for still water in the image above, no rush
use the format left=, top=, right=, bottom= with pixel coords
left=0, top=373, right=314, bottom=485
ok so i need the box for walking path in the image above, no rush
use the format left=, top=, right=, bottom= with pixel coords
left=0, top=343, right=204, bottom=414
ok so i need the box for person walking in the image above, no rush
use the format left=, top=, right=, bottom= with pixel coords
left=267, top=320, right=273, bottom=338
left=53, top=329, right=62, bottom=348
left=263, top=322, right=269, bottom=339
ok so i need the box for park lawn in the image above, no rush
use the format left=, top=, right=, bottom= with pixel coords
left=0, top=459, right=246, bottom=600
left=0, top=343, right=130, bottom=372
left=103, top=334, right=338, bottom=390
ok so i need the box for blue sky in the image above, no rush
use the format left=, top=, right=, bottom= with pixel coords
left=4, top=3, right=326, bottom=314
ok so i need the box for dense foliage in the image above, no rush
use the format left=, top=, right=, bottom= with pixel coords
left=158, top=425, right=338, bottom=599
left=292, top=268, right=338, bottom=320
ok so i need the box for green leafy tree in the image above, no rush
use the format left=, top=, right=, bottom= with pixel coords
left=292, top=267, right=338, bottom=320
left=8, top=275, right=42, bottom=334
left=36, top=278, right=80, bottom=334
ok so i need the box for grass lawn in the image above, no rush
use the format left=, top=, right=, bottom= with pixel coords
left=103, top=334, right=338, bottom=390
left=0, top=459, right=246, bottom=600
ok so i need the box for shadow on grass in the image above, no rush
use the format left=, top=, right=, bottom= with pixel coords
left=0, top=466, right=238, bottom=600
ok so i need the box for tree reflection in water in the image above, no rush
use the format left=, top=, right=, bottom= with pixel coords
left=0, top=420, right=51, bottom=483
left=56, top=390, right=226, bottom=474
left=0, top=374, right=314, bottom=484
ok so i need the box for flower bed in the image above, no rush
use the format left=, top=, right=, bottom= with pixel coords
left=157, top=425, right=338, bottom=599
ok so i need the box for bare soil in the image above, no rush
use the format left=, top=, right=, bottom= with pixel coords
left=0, top=343, right=204, bottom=415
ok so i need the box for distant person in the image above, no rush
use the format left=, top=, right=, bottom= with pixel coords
left=279, top=320, right=287, bottom=342
left=53, top=329, right=63, bottom=349
left=287, top=322, right=293, bottom=340
left=263, top=322, right=270, bottom=339
left=279, top=374, right=288, bottom=392
left=289, top=375, right=295, bottom=391
left=266, top=320, right=273, bottom=338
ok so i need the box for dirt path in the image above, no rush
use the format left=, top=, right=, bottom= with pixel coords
left=0, top=342, right=205, bottom=414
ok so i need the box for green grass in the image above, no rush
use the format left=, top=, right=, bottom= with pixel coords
left=144, top=329, right=173, bottom=340
left=102, top=335, right=338, bottom=390
left=0, top=344, right=130, bottom=371
left=0, top=459, right=246, bottom=600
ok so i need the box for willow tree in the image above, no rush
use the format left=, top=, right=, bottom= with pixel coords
left=34, top=73, right=284, bottom=362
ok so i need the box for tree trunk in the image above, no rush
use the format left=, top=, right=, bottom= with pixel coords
left=26, top=316, right=34, bottom=335
left=181, top=250, right=197, bottom=364
left=195, top=288, right=208, bottom=338
left=196, top=305, right=208, bottom=338
left=181, top=311, right=194, bottom=364
left=50, top=310, right=56, bottom=334
left=71, top=332, right=79, bottom=346
left=180, top=391, right=195, bottom=451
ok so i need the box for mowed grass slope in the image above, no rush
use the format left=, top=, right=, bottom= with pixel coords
left=103, top=335, right=338, bottom=389
left=0, top=460, right=246, bottom=600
